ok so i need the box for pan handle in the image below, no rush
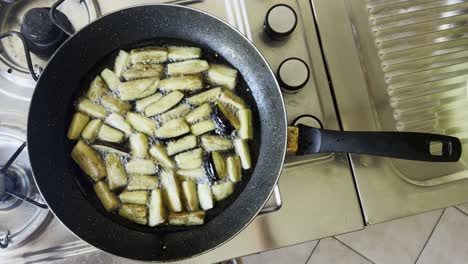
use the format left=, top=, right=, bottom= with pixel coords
left=287, top=124, right=462, bottom=162
left=0, top=32, right=38, bottom=81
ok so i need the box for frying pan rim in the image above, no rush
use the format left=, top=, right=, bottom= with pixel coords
left=27, top=3, right=288, bottom=261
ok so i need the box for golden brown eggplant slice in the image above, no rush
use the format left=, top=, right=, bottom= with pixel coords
left=72, top=141, right=106, bottom=181
left=67, top=112, right=90, bottom=140
left=119, top=204, right=148, bottom=225
left=94, top=181, right=119, bottom=211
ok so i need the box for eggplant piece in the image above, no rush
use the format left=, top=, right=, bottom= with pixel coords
left=86, top=75, right=107, bottom=101
left=105, top=153, right=128, bottom=190
left=98, top=124, right=125, bottom=143
left=104, top=113, right=132, bottom=136
left=100, top=95, right=131, bottom=115
left=238, top=108, right=253, bottom=140
left=125, top=159, right=156, bottom=175
left=101, top=68, right=120, bottom=91
left=234, top=139, right=251, bottom=169
left=200, top=135, right=233, bottom=152
left=144, top=91, right=184, bottom=117
left=91, top=143, right=130, bottom=156
left=154, top=118, right=190, bottom=139
left=94, top=181, right=119, bottom=211
left=148, top=189, right=166, bottom=226
left=203, top=152, right=226, bottom=181
left=81, top=119, right=103, bottom=140
left=215, top=101, right=240, bottom=129
left=167, top=60, right=209, bottom=76
left=185, top=103, right=212, bottom=123
left=129, top=133, right=148, bottom=158
left=203, top=153, right=218, bottom=182
left=168, top=46, right=201, bottom=61
left=212, top=107, right=234, bottom=135
left=160, top=104, right=190, bottom=123
left=166, top=135, right=197, bottom=156
left=181, top=181, right=199, bottom=211
left=149, top=144, right=175, bottom=169
left=207, top=64, right=238, bottom=90
left=77, top=99, right=107, bottom=119
left=135, top=93, right=163, bottom=112
left=175, top=148, right=203, bottom=169
left=118, top=77, right=159, bottom=101
left=119, top=191, right=148, bottom=205
left=72, top=141, right=106, bottom=181
left=119, top=204, right=148, bottom=225
left=114, top=50, right=130, bottom=78
left=67, top=112, right=90, bottom=140
left=123, top=63, right=165, bottom=81
left=159, top=75, right=204, bottom=92
left=126, top=112, right=155, bottom=135
left=130, top=47, right=168, bottom=64
left=168, top=211, right=205, bottom=226
left=190, top=119, right=216, bottom=136
left=177, top=167, right=206, bottom=181
left=186, top=87, right=222, bottom=106
left=160, top=170, right=183, bottom=212
left=212, top=182, right=234, bottom=202
left=197, top=184, right=213, bottom=210
left=219, top=89, right=246, bottom=110
left=226, top=155, right=242, bottom=183
left=127, top=174, right=158, bottom=191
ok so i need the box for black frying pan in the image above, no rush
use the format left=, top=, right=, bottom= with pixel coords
left=3, top=3, right=459, bottom=262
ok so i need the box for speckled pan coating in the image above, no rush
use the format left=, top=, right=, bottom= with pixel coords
left=27, top=4, right=287, bottom=262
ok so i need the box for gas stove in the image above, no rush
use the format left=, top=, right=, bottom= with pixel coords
left=0, top=0, right=364, bottom=263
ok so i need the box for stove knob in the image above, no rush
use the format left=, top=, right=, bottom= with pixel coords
left=277, top=58, right=310, bottom=93
left=264, top=4, right=298, bottom=40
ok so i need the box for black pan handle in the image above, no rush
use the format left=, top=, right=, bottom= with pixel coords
left=0, top=31, right=38, bottom=81
left=288, top=124, right=462, bottom=162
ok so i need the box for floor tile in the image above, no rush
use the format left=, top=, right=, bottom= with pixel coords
left=416, top=207, right=468, bottom=264
left=336, top=209, right=443, bottom=264
left=307, top=238, right=372, bottom=264
left=241, top=240, right=317, bottom=264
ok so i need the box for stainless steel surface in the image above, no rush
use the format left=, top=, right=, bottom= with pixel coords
left=312, top=0, right=468, bottom=224
left=0, top=0, right=364, bottom=263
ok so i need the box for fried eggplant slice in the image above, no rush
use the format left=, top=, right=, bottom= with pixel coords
left=160, top=104, right=190, bottom=123
left=154, top=118, right=190, bottom=139
left=177, top=167, right=206, bottom=181
left=214, top=101, right=240, bottom=129
left=186, top=87, right=221, bottom=106
left=212, top=181, right=234, bottom=202
left=197, top=184, right=213, bottom=210
left=114, top=50, right=130, bottom=78
left=166, top=135, right=197, bottom=156
left=94, top=181, right=119, bottom=211
left=149, top=189, right=166, bottom=226
left=86, top=75, right=107, bottom=101
left=126, top=112, right=155, bottom=135
left=118, top=77, right=159, bottom=101
left=91, top=143, right=129, bottom=156
left=105, top=153, right=127, bottom=190
left=144, top=91, right=184, bottom=117
left=130, top=133, right=148, bottom=159
left=226, top=155, right=242, bottom=183
left=77, top=99, right=107, bottom=119
left=207, top=64, right=237, bottom=90
left=67, top=112, right=90, bottom=140
left=200, top=135, right=233, bottom=152
left=123, top=63, right=165, bottom=80
left=159, top=75, right=204, bottom=92
left=72, top=141, right=106, bottom=181
left=81, top=119, right=103, bottom=140
left=185, top=103, right=212, bottom=123
left=167, top=60, right=209, bottom=76
left=125, top=159, right=156, bottom=175
left=101, top=68, right=120, bottom=91
left=105, top=113, right=132, bottom=136
left=234, top=139, right=251, bottom=169
left=149, top=144, right=175, bottom=169
left=98, top=124, right=125, bottom=143
left=160, top=170, right=183, bottom=212
left=168, top=211, right=205, bottom=226
left=130, top=47, right=168, bottom=64
left=135, top=93, right=163, bottom=112
left=238, top=108, right=253, bottom=140
left=119, top=204, right=148, bottom=225
left=191, top=119, right=216, bottom=136
left=175, top=148, right=203, bottom=169
left=100, top=95, right=131, bottom=115
left=181, top=181, right=199, bottom=211
left=167, top=46, right=201, bottom=61
left=119, top=191, right=148, bottom=205
left=219, top=89, right=246, bottom=110
left=127, top=174, right=158, bottom=191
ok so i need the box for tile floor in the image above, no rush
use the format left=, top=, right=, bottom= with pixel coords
left=241, top=205, right=468, bottom=264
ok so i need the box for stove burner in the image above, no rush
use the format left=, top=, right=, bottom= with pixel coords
left=0, top=167, right=29, bottom=209
left=20, top=7, right=72, bottom=58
